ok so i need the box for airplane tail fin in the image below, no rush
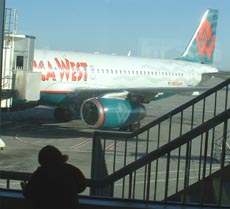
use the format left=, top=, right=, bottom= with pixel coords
left=178, top=9, right=218, bottom=64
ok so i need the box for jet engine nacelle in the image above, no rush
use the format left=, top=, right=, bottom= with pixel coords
left=80, top=97, right=146, bottom=129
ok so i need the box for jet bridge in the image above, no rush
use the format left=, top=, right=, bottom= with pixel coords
left=1, top=8, right=41, bottom=109
left=8, top=34, right=41, bottom=101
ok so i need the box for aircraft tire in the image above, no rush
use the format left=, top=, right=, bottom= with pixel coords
left=129, top=121, right=140, bottom=132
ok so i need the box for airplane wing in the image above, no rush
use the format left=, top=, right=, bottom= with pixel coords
left=53, top=85, right=213, bottom=124
left=58, top=86, right=211, bottom=105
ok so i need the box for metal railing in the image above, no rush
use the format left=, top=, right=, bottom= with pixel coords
left=213, top=131, right=230, bottom=162
left=89, top=79, right=230, bottom=205
left=1, top=109, right=230, bottom=207
left=0, top=79, right=230, bottom=207
left=4, top=8, right=17, bottom=34
left=1, top=75, right=15, bottom=100
left=92, top=109, right=230, bottom=203
left=91, top=79, right=229, bottom=177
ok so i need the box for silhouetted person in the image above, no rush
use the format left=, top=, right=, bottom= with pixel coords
left=23, top=145, right=86, bottom=209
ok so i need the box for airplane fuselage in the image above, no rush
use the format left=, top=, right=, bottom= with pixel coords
left=33, top=49, right=218, bottom=96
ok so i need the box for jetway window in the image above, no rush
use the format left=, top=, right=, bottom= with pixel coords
left=16, top=56, right=23, bottom=69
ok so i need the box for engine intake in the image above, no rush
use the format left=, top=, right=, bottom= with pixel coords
left=80, top=97, right=146, bottom=129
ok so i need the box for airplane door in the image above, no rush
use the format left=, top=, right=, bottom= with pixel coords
left=16, top=55, right=24, bottom=69
left=90, top=65, right=96, bottom=80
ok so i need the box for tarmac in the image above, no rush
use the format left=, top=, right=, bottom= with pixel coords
left=0, top=95, right=188, bottom=173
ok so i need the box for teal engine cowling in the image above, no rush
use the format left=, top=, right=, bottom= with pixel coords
left=80, top=97, right=146, bottom=129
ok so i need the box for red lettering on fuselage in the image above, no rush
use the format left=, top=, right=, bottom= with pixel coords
left=33, top=58, right=88, bottom=82
left=168, top=81, right=183, bottom=86
left=77, top=62, right=88, bottom=81
left=47, top=61, right=53, bottom=69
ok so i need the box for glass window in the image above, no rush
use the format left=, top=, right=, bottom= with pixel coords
left=1, top=4, right=228, bottom=201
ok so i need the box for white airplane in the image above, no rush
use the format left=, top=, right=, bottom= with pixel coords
left=13, top=9, right=225, bottom=131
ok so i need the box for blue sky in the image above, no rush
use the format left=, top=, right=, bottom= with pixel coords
left=5, top=0, right=230, bottom=71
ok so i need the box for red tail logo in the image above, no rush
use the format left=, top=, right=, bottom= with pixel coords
left=196, top=19, right=216, bottom=59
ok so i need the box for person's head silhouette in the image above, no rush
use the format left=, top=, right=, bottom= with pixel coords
left=38, top=145, right=68, bottom=166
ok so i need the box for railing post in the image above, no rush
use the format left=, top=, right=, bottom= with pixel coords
left=90, top=132, right=114, bottom=197
left=218, top=119, right=229, bottom=206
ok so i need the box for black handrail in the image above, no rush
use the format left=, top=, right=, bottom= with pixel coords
left=0, top=170, right=93, bottom=188
left=92, top=108, right=230, bottom=187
